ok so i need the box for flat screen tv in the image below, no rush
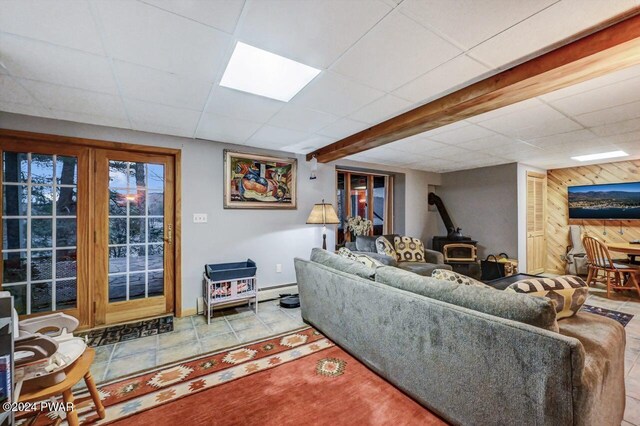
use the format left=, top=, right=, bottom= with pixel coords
left=568, top=182, right=640, bottom=220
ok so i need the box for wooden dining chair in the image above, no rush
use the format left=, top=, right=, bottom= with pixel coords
left=582, top=235, right=640, bottom=298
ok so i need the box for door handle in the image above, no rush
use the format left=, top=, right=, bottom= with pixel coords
left=166, top=224, right=172, bottom=245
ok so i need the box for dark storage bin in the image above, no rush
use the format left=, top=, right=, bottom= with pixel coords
left=204, top=259, right=257, bottom=282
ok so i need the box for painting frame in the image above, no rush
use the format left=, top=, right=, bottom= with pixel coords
left=223, top=150, right=297, bottom=209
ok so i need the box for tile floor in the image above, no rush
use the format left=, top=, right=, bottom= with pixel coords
left=75, top=299, right=304, bottom=390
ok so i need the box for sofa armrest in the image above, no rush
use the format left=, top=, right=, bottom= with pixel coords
left=424, top=248, right=444, bottom=265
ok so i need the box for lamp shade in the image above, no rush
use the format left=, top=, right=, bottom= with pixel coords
left=306, top=201, right=340, bottom=225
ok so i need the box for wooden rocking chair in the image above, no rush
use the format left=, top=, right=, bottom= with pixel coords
left=583, top=235, right=640, bottom=298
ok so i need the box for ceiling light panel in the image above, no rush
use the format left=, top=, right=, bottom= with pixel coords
left=220, top=42, right=321, bottom=102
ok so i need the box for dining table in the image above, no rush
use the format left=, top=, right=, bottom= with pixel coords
left=607, top=242, right=640, bottom=264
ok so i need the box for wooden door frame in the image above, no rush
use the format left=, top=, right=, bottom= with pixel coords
left=526, top=171, right=547, bottom=274
left=0, top=130, right=183, bottom=328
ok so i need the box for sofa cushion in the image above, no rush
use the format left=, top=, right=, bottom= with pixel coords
left=394, top=236, right=425, bottom=262
left=397, top=262, right=450, bottom=276
left=505, top=275, right=588, bottom=320
left=310, top=248, right=377, bottom=280
left=432, top=268, right=492, bottom=289
left=375, top=236, right=397, bottom=259
left=337, top=247, right=384, bottom=269
left=355, top=236, right=377, bottom=253
left=375, top=266, right=559, bottom=332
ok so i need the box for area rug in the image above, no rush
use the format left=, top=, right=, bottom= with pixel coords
left=20, top=327, right=445, bottom=426
left=77, top=316, right=173, bottom=347
left=581, top=304, right=634, bottom=327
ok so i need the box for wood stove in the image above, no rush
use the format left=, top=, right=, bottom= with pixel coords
left=429, top=193, right=481, bottom=279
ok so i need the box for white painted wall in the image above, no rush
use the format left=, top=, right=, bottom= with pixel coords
left=0, top=112, right=441, bottom=311
left=516, top=163, right=547, bottom=273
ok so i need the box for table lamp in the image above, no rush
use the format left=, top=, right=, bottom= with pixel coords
left=306, top=199, right=340, bottom=250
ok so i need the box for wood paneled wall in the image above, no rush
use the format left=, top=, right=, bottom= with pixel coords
left=546, top=160, right=640, bottom=273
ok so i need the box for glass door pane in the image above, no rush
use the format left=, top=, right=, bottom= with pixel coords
left=2, top=151, right=78, bottom=314
left=336, top=172, right=346, bottom=246
left=107, top=161, right=165, bottom=303
left=350, top=174, right=369, bottom=220
left=373, top=176, right=386, bottom=236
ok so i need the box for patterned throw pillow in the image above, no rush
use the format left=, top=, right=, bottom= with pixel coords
left=431, top=269, right=492, bottom=289
left=393, top=236, right=425, bottom=262
left=337, top=247, right=384, bottom=269
left=505, top=275, right=588, bottom=319
left=375, top=236, right=397, bottom=259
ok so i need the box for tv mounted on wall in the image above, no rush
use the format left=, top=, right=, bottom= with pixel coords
left=568, top=182, right=640, bottom=220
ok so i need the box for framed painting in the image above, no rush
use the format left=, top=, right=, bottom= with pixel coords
left=223, top=150, right=297, bottom=209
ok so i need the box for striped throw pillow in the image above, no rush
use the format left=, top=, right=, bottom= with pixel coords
left=505, top=275, right=588, bottom=319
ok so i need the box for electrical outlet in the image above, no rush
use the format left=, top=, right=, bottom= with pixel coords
left=193, top=213, right=207, bottom=223
left=276, top=263, right=282, bottom=273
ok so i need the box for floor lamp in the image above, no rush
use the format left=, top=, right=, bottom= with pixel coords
left=306, top=200, right=340, bottom=250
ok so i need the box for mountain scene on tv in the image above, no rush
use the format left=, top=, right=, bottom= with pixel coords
left=568, top=182, right=640, bottom=219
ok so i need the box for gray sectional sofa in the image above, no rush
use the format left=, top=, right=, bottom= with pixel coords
left=345, top=234, right=452, bottom=276
left=294, top=248, right=625, bottom=426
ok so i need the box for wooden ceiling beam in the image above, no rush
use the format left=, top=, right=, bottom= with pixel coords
left=307, top=10, right=640, bottom=163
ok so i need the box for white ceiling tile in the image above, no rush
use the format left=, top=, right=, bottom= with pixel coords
left=430, top=123, right=496, bottom=144
left=280, top=135, right=337, bottom=154
left=454, top=134, right=517, bottom=151
left=124, top=98, right=201, bottom=136
left=20, top=79, right=128, bottom=121
left=292, top=72, right=385, bottom=116
left=245, top=125, right=310, bottom=149
left=468, top=0, right=640, bottom=68
left=0, top=0, right=105, bottom=54
left=95, top=0, right=232, bottom=81
left=475, top=103, right=567, bottom=135
left=349, top=94, right=413, bottom=124
left=399, top=0, right=556, bottom=50
left=317, top=118, right=370, bottom=139
left=113, top=60, right=212, bottom=111
left=548, top=76, right=640, bottom=117
left=393, top=54, right=489, bottom=103
left=388, top=137, right=449, bottom=154
left=0, top=101, right=56, bottom=119
left=590, top=117, right=640, bottom=138
left=0, top=75, right=37, bottom=105
left=0, top=34, right=119, bottom=94
left=204, top=86, right=284, bottom=123
left=196, top=113, right=263, bottom=144
left=140, top=0, right=245, bottom=34
left=527, top=129, right=598, bottom=148
left=52, top=110, right=130, bottom=129
left=268, top=105, right=339, bottom=133
left=573, top=100, right=640, bottom=128
left=513, top=117, right=583, bottom=140
left=428, top=145, right=471, bottom=159
left=237, top=0, right=391, bottom=69
left=331, top=12, right=461, bottom=92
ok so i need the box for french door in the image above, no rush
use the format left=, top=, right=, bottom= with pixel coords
left=0, top=133, right=178, bottom=328
left=94, top=150, right=175, bottom=325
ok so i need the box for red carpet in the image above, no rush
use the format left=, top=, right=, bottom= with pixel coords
left=23, top=327, right=446, bottom=425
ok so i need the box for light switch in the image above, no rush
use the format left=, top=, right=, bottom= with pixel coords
left=193, top=213, right=208, bottom=223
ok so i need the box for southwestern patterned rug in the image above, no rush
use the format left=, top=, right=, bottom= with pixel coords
left=580, top=304, right=634, bottom=327
left=20, top=327, right=445, bottom=425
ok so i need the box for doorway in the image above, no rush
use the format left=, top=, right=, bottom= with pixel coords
left=0, top=131, right=181, bottom=328
left=526, top=171, right=547, bottom=274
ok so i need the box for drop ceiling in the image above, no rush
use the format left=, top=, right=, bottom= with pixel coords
left=0, top=0, right=639, bottom=172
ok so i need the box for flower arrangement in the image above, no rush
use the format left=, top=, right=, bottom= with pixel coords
left=345, top=215, right=373, bottom=236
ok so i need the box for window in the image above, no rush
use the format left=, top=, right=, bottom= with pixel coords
left=336, top=170, right=393, bottom=246
left=2, top=152, right=78, bottom=314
